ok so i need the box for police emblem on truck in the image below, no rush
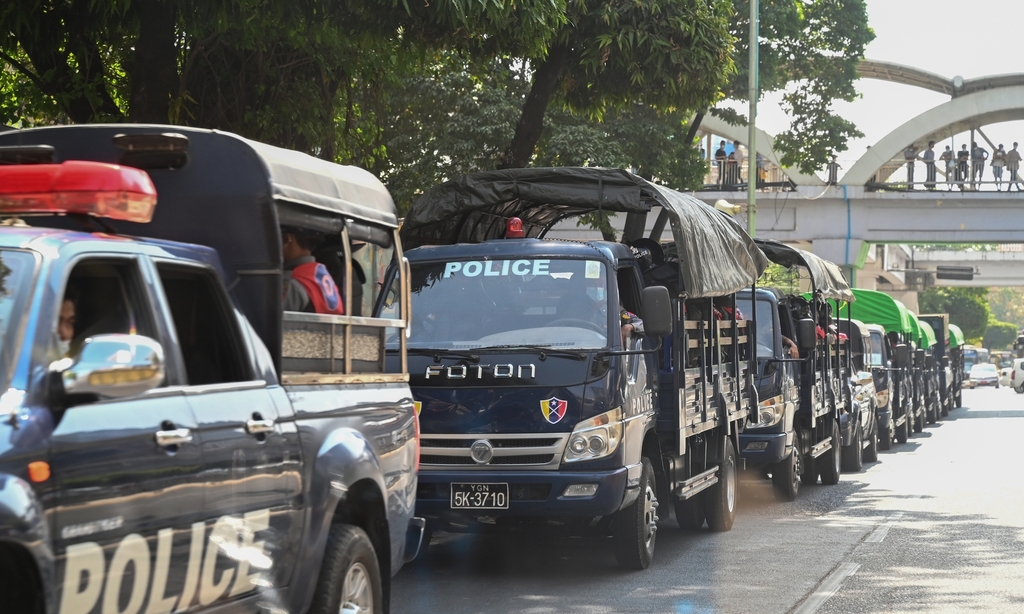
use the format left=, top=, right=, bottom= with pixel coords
left=541, top=397, right=568, bottom=424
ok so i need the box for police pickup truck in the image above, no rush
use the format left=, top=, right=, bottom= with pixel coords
left=0, top=126, right=420, bottom=614
left=383, top=167, right=765, bottom=570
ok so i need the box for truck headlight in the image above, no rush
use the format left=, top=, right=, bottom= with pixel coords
left=563, top=407, right=622, bottom=463
left=875, top=388, right=889, bottom=408
left=751, top=396, right=784, bottom=428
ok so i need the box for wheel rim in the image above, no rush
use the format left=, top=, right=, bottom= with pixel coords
left=791, top=450, right=802, bottom=492
left=725, top=454, right=737, bottom=512
left=642, top=481, right=659, bottom=550
left=833, top=426, right=841, bottom=474
left=339, top=562, right=373, bottom=614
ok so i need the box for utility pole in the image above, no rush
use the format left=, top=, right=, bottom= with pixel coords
left=747, top=0, right=759, bottom=237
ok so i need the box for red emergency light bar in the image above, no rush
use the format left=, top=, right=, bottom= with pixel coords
left=0, top=160, right=157, bottom=223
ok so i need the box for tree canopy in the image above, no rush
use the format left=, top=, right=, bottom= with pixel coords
left=918, top=287, right=990, bottom=341
left=3, top=0, right=873, bottom=203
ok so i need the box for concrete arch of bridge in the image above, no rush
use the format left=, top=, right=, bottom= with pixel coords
left=697, top=114, right=824, bottom=186
left=843, top=85, right=1024, bottom=185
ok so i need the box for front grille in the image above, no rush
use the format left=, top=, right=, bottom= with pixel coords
left=420, top=433, right=568, bottom=470
left=421, top=455, right=475, bottom=465
left=492, top=454, right=554, bottom=465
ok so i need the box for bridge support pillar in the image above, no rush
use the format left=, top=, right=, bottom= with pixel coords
left=810, top=238, right=870, bottom=269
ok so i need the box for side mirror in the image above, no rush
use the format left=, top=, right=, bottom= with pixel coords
left=915, top=349, right=926, bottom=368
left=51, top=334, right=165, bottom=401
left=796, top=318, right=816, bottom=354
left=641, top=286, right=673, bottom=338
left=894, top=344, right=910, bottom=367
left=925, top=355, right=936, bottom=369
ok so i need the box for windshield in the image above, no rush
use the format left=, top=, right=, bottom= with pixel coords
left=0, top=250, right=39, bottom=381
left=386, top=257, right=611, bottom=349
left=868, top=332, right=884, bottom=367
left=738, top=296, right=776, bottom=359
left=970, top=363, right=997, bottom=375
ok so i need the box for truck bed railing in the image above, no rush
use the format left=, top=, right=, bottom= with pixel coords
left=281, top=311, right=409, bottom=385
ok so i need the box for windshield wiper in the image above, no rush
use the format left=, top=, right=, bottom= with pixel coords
left=393, top=347, right=480, bottom=362
left=472, top=344, right=588, bottom=361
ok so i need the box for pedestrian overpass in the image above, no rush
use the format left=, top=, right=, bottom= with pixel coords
left=692, top=59, right=1024, bottom=284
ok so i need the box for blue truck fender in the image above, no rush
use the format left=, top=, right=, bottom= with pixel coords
left=0, top=473, right=55, bottom=612
left=288, top=428, right=390, bottom=614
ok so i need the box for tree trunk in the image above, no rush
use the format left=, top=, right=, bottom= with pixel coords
left=129, top=0, right=180, bottom=123
left=685, top=112, right=705, bottom=144
left=498, top=44, right=572, bottom=169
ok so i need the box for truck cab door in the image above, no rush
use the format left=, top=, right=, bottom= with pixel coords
left=49, top=257, right=205, bottom=614
left=149, top=260, right=303, bottom=610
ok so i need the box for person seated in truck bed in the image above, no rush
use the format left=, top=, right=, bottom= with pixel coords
left=281, top=227, right=345, bottom=315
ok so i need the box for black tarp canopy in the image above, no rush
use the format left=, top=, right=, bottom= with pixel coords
left=401, top=167, right=767, bottom=298
left=0, top=124, right=398, bottom=366
left=755, top=239, right=855, bottom=302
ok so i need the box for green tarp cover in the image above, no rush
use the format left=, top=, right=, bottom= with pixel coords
left=839, top=288, right=914, bottom=334
left=918, top=320, right=937, bottom=349
left=949, top=324, right=965, bottom=347
left=908, top=312, right=923, bottom=346
left=402, top=167, right=769, bottom=298
left=756, top=240, right=855, bottom=302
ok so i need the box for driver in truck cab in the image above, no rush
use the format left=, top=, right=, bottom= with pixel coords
left=575, top=271, right=644, bottom=344
left=281, top=226, right=345, bottom=314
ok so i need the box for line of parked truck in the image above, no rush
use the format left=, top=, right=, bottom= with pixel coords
left=0, top=125, right=965, bottom=614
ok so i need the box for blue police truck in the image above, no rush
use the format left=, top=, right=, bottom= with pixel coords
left=0, top=125, right=421, bottom=614
left=379, top=168, right=766, bottom=569
left=736, top=241, right=854, bottom=500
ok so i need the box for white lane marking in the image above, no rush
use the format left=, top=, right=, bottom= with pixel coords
left=792, top=562, right=861, bottom=614
left=864, top=511, right=904, bottom=543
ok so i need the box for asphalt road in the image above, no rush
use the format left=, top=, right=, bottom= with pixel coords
left=392, top=387, right=1024, bottom=613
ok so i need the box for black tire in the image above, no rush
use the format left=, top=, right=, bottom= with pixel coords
left=940, top=394, right=950, bottom=417
left=842, top=421, right=864, bottom=472
left=878, top=415, right=893, bottom=451
left=771, top=449, right=801, bottom=501
left=673, top=493, right=706, bottom=530
left=818, top=419, right=842, bottom=485
left=895, top=413, right=909, bottom=443
left=955, top=390, right=962, bottom=407
left=927, top=396, right=938, bottom=424
left=614, top=458, right=658, bottom=569
left=1016, top=385, right=1024, bottom=395
left=912, top=403, right=924, bottom=433
left=308, top=524, right=383, bottom=614
left=704, top=438, right=738, bottom=532
left=862, top=413, right=879, bottom=463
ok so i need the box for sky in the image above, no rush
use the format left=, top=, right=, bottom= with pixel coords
left=749, top=0, right=1024, bottom=177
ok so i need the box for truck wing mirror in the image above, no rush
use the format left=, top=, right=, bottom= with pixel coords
left=641, top=286, right=673, bottom=338
left=51, top=334, right=165, bottom=401
left=893, top=344, right=909, bottom=367
left=925, top=355, right=936, bottom=369
left=915, top=349, right=926, bottom=368
left=796, top=319, right=816, bottom=354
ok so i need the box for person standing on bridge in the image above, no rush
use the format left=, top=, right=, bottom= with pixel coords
left=827, top=155, right=841, bottom=185
left=940, top=146, right=955, bottom=190
left=1007, top=143, right=1022, bottom=191
left=992, top=144, right=1006, bottom=191
left=957, top=144, right=970, bottom=190
left=904, top=144, right=917, bottom=189
left=972, top=141, right=988, bottom=189
left=923, top=141, right=937, bottom=190
left=733, top=140, right=745, bottom=186
left=715, top=140, right=727, bottom=187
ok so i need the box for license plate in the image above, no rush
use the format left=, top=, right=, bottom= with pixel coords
left=450, top=483, right=509, bottom=509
